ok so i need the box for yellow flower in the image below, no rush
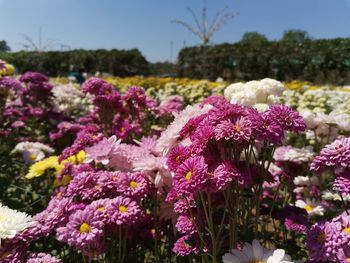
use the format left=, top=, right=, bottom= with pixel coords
left=61, top=150, right=86, bottom=165
left=25, top=156, right=62, bottom=179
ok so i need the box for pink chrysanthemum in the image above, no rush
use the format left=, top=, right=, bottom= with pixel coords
left=56, top=209, right=104, bottom=248
left=266, top=104, right=306, bottom=132
left=173, top=235, right=199, bottom=256
left=118, top=172, right=150, bottom=199
left=27, top=253, right=62, bottom=263
left=85, top=198, right=112, bottom=223
left=175, top=215, right=197, bottom=235
left=306, top=221, right=343, bottom=262
left=106, top=196, right=142, bottom=225
left=174, top=196, right=196, bottom=214
left=85, top=135, right=120, bottom=165
left=211, top=161, right=240, bottom=191
left=284, top=214, right=309, bottom=233
left=173, top=156, right=208, bottom=196
left=333, top=170, right=350, bottom=195
left=82, top=77, right=113, bottom=96
left=214, top=117, right=252, bottom=144
left=311, top=137, right=350, bottom=172
left=167, top=145, right=191, bottom=171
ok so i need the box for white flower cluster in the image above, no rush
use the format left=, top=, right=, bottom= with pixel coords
left=224, top=78, right=284, bottom=111
left=52, top=83, right=92, bottom=116
left=223, top=240, right=293, bottom=263
left=0, top=203, right=34, bottom=247
left=12, top=141, right=54, bottom=164
left=283, top=146, right=315, bottom=164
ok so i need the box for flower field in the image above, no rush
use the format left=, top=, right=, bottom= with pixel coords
left=1, top=59, right=350, bottom=263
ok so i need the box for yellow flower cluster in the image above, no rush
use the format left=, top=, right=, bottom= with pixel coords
left=25, top=150, right=86, bottom=179
left=0, top=63, right=15, bottom=76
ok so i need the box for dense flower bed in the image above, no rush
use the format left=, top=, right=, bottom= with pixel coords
left=1, top=62, right=350, bottom=262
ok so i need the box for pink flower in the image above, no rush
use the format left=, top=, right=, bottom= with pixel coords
left=85, top=135, right=120, bottom=165
left=173, top=156, right=208, bottom=196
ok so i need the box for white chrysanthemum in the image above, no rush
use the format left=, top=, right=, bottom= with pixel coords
left=293, top=176, right=311, bottom=186
left=322, top=190, right=350, bottom=202
left=230, top=90, right=257, bottom=106
left=12, top=142, right=55, bottom=164
left=254, top=103, right=269, bottom=113
left=0, top=203, right=34, bottom=247
left=328, top=111, right=350, bottom=131
left=13, top=142, right=54, bottom=154
left=282, top=146, right=314, bottom=163
left=256, top=78, right=284, bottom=102
left=222, top=240, right=293, bottom=263
left=224, top=82, right=245, bottom=100
left=295, top=200, right=324, bottom=216
left=300, top=111, right=318, bottom=129
left=52, top=83, right=92, bottom=115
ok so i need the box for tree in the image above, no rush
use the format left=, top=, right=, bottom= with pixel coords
left=239, top=32, right=268, bottom=44
left=281, top=29, right=311, bottom=44
left=172, top=0, right=237, bottom=78
left=0, top=40, right=11, bottom=52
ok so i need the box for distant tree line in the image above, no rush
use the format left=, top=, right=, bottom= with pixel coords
left=0, top=48, right=149, bottom=77
left=177, top=30, right=350, bottom=84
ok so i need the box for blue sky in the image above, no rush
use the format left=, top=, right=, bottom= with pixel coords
left=0, top=0, right=349, bottom=62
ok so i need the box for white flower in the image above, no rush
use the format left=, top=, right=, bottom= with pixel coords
left=300, top=111, right=318, bottom=129
left=254, top=103, right=269, bottom=113
left=322, top=190, right=350, bottom=202
left=293, top=176, right=311, bottom=186
left=12, top=142, right=54, bottom=164
left=295, top=200, right=324, bottom=216
left=256, top=78, right=284, bottom=102
left=282, top=146, right=314, bottom=163
left=0, top=203, right=34, bottom=247
left=230, top=90, right=257, bottom=106
left=224, top=82, right=245, bottom=100
left=222, top=240, right=293, bottom=263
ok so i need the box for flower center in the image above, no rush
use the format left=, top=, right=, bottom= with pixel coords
left=175, top=155, right=181, bottom=163
left=0, top=213, right=9, bottom=222
left=343, top=227, right=350, bottom=234
left=119, top=205, right=127, bottom=213
left=304, top=205, right=313, bottom=212
left=96, top=206, right=105, bottom=212
left=317, top=232, right=326, bottom=243
left=233, top=124, right=241, bottom=132
left=79, top=222, right=91, bottom=233
left=92, top=135, right=97, bottom=139
left=0, top=252, right=11, bottom=260
left=185, top=171, right=192, bottom=181
left=30, top=154, right=37, bottom=160
left=129, top=180, right=138, bottom=189
left=347, top=258, right=350, bottom=262
left=249, top=261, right=264, bottom=263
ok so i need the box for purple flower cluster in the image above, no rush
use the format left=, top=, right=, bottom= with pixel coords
left=164, top=99, right=306, bottom=256
left=306, top=211, right=350, bottom=262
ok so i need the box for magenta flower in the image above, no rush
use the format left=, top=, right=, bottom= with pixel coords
left=333, top=170, right=350, bottom=195
left=19, top=72, right=48, bottom=84
left=27, top=253, right=62, bottom=263
left=284, top=214, right=309, bottom=233
left=266, top=104, right=306, bottom=132
left=311, top=137, right=350, bottom=172
left=56, top=209, right=104, bottom=248
left=173, top=156, right=208, bottom=196
left=214, top=117, right=252, bottom=144
left=173, top=235, right=199, bottom=256
left=175, top=215, right=197, bottom=235
left=211, top=161, right=240, bottom=191
left=118, top=172, right=150, bottom=199
left=85, top=198, right=112, bottom=223
left=82, top=77, right=113, bottom=96
left=106, top=196, right=142, bottom=225
left=167, top=145, right=191, bottom=171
